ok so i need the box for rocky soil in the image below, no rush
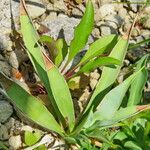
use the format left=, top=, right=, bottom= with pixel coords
left=0, top=0, right=150, bottom=149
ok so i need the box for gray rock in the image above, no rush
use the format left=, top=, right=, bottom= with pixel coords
left=9, top=135, right=22, bottom=150
left=141, top=29, right=150, bottom=39
left=0, top=101, right=13, bottom=123
left=95, top=4, right=116, bottom=22
left=0, top=54, right=11, bottom=77
left=117, top=5, right=128, bottom=19
left=100, top=25, right=117, bottom=36
left=26, top=0, right=46, bottom=19
left=126, top=0, right=143, bottom=12
left=143, top=17, right=150, bottom=29
left=53, top=0, right=67, bottom=12
left=105, top=14, right=124, bottom=29
left=0, top=124, right=9, bottom=140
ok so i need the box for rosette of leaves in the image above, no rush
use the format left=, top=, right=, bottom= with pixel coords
left=0, top=0, right=150, bottom=149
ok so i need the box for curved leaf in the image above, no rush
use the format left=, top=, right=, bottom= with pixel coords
left=78, top=57, right=121, bottom=74
left=68, top=0, right=94, bottom=63
left=85, top=36, right=129, bottom=111
left=79, top=34, right=118, bottom=65
left=20, top=1, right=75, bottom=131
left=127, top=54, right=149, bottom=106
left=0, top=72, right=63, bottom=136
left=93, top=69, right=143, bottom=121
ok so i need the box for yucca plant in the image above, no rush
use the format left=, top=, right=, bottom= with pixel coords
left=0, top=0, right=150, bottom=148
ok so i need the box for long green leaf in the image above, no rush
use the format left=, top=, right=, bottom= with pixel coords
left=79, top=34, right=118, bottom=65
left=124, top=141, right=142, bottom=150
left=20, top=1, right=75, bottom=131
left=99, top=106, right=150, bottom=127
left=0, top=72, right=63, bottom=136
left=93, top=69, right=142, bottom=121
left=67, top=0, right=94, bottom=63
left=55, top=38, right=68, bottom=67
left=78, top=57, right=121, bottom=74
left=127, top=54, right=149, bottom=106
left=85, top=36, right=129, bottom=111
left=73, top=36, right=128, bottom=133
left=87, top=105, right=150, bottom=130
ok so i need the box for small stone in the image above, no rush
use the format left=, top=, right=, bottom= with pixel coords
left=4, top=118, right=15, bottom=131
left=143, top=6, right=150, bottom=14
left=136, top=36, right=144, bottom=44
left=44, top=12, right=57, bottom=21
left=127, top=0, right=143, bottom=12
left=100, top=26, right=112, bottom=36
left=117, top=5, right=128, bottom=19
left=92, top=28, right=100, bottom=38
left=72, top=4, right=85, bottom=16
left=0, top=124, right=9, bottom=140
left=124, top=59, right=130, bottom=67
left=90, top=79, right=98, bottom=90
left=143, top=17, right=150, bottom=29
left=26, top=0, right=46, bottom=19
left=90, top=70, right=100, bottom=80
left=9, top=135, right=22, bottom=150
left=0, top=101, right=13, bottom=123
left=98, top=4, right=116, bottom=18
left=0, top=55, right=11, bottom=77
left=131, top=28, right=140, bottom=37
left=43, top=14, right=80, bottom=44
left=141, top=30, right=150, bottom=39
left=53, top=0, right=67, bottom=12
left=104, top=14, right=123, bottom=30
left=21, top=125, right=33, bottom=132
left=7, top=51, right=19, bottom=69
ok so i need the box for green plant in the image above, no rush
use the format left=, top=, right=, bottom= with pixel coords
left=0, top=0, right=150, bottom=149
left=100, top=110, right=150, bottom=150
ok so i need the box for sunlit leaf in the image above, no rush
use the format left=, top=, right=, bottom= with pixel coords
left=78, top=57, right=121, bottom=74
left=79, top=35, right=118, bottom=65
left=67, top=0, right=94, bottom=63
left=24, top=130, right=41, bottom=146
left=0, top=72, right=64, bottom=136
left=85, top=36, right=129, bottom=112
left=20, top=0, right=75, bottom=131
left=128, top=54, right=149, bottom=106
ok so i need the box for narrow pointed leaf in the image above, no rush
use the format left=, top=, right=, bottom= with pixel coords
left=0, top=72, right=63, bottom=136
left=124, top=141, right=142, bottom=150
left=78, top=57, right=121, bottom=74
left=55, top=38, right=68, bottom=67
left=87, top=105, right=150, bottom=130
left=127, top=54, right=149, bottom=106
left=20, top=1, right=75, bottom=131
left=74, top=36, right=129, bottom=132
left=79, top=34, right=118, bottom=65
left=99, top=105, right=150, bottom=127
left=93, top=69, right=142, bottom=121
left=68, top=0, right=94, bottom=63
left=85, top=36, right=129, bottom=111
